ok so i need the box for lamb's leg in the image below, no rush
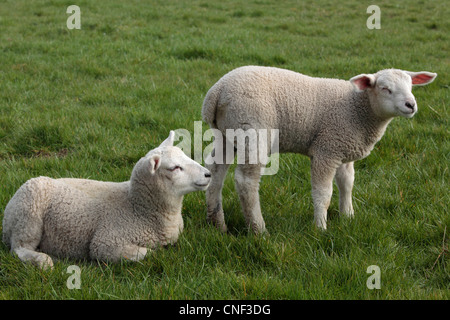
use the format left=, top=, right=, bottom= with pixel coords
left=234, top=163, right=266, bottom=234
left=90, top=242, right=148, bottom=262
left=8, top=226, right=53, bottom=270
left=4, top=182, right=53, bottom=270
left=13, top=246, right=54, bottom=270
left=335, top=162, right=355, bottom=217
left=311, top=158, right=340, bottom=230
left=121, top=245, right=148, bottom=262
left=205, top=145, right=231, bottom=233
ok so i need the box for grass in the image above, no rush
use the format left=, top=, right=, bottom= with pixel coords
left=0, top=0, right=448, bottom=300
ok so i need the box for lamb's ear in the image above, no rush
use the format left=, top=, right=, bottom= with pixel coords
left=148, top=154, right=161, bottom=174
left=159, top=130, right=175, bottom=148
left=404, top=71, right=437, bottom=86
left=349, top=74, right=376, bottom=92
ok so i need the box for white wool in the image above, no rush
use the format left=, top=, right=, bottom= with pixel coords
left=202, top=66, right=437, bottom=231
left=2, top=131, right=211, bottom=269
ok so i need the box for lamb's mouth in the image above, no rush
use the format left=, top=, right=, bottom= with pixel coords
left=194, top=182, right=210, bottom=189
left=399, top=106, right=416, bottom=116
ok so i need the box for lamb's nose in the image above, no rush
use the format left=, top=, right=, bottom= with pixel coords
left=405, top=101, right=415, bottom=109
left=205, top=172, right=211, bottom=178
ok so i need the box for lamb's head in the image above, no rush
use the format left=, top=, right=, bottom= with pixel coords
left=350, top=69, right=437, bottom=119
left=132, top=131, right=211, bottom=197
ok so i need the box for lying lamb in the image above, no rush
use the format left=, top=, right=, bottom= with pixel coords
left=202, top=66, right=437, bottom=232
left=2, top=131, right=211, bottom=269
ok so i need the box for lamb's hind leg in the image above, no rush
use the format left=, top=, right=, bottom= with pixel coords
left=3, top=180, right=54, bottom=270
left=13, top=246, right=54, bottom=270
left=205, top=143, right=231, bottom=233
left=9, top=224, right=54, bottom=270
left=234, top=163, right=266, bottom=234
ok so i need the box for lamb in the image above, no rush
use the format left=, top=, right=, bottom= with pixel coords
left=202, top=66, right=437, bottom=232
left=2, top=131, right=211, bottom=269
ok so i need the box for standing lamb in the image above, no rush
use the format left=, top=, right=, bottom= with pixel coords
left=2, top=131, right=211, bottom=269
left=202, top=66, right=437, bottom=232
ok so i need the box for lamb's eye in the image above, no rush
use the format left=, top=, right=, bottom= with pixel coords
left=168, top=166, right=182, bottom=172
left=382, top=87, right=392, bottom=94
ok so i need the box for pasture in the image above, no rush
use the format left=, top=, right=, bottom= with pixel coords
left=0, top=0, right=448, bottom=299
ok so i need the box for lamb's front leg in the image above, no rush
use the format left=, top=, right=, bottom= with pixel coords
left=120, top=245, right=148, bottom=261
left=90, top=241, right=148, bottom=262
left=335, top=162, right=355, bottom=218
left=311, top=157, right=340, bottom=230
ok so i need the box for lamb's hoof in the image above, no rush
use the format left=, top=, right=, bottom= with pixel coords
left=207, top=215, right=228, bottom=233
left=343, top=210, right=354, bottom=219
left=213, top=221, right=227, bottom=233
left=36, top=254, right=54, bottom=271
left=254, top=229, right=270, bottom=237
left=129, top=247, right=148, bottom=261
left=249, top=221, right=267, bottom=235
left=134, top=247, right=148, bottom=261
left=314, top=220, right=327, bottom=231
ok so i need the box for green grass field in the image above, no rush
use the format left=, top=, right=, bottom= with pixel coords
left=0, top=0, right=448, bottom=300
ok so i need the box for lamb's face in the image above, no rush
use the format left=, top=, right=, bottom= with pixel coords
left=132, top=131, right=211, bottom=197
left=156, top=146, right=211, bottom=196
left=350, top=69, right=437, bottom=119
left=373, top=70, right=417, bottom=118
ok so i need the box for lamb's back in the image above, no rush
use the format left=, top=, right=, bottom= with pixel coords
left=38, top=178, right=130, bottom=259
left=215, top=66, right=356, bottom=154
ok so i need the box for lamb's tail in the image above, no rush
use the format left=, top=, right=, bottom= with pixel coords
left=201, top=80, right=223, bottom=129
